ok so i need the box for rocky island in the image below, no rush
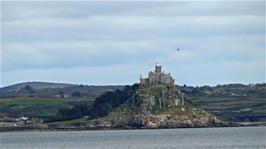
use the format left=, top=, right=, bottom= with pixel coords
left=3, top=65, right=265, bottom=131
left=77, top=65, right=223, bottom=129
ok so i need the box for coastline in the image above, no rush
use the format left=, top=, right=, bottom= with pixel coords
left=1, top=122, right=265, bottom=133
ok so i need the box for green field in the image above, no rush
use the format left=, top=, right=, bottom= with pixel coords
left=189, top=96, right=266, bottom=122
left=0, top=98, right=67, bottom=106
left=0, top=98, right=72, bottom=118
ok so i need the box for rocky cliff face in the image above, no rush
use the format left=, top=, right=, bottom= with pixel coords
left=130, top=84, right=222, bottom=128
left=87, top=84, right=223, bottom=128
left=132, top=84, right=184, bottom=112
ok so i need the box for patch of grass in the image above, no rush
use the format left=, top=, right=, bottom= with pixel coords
left=26, top=108, right=58, bottom=117
left=151, top=102, right=208, bottom=121
left=139, top=85, right=167, bottom=97
left=103, top=102, right=133, bottom=124
left=253, top=109, right=266, bottom=114
left=191, top=96, right=265, bottom=104
left=49, top=118, right=87, bottom=125
left=149, top=87, right=163, bottom=96
left=152, top=106, right=170, bottom=115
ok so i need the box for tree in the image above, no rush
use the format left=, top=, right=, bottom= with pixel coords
left=88, top=84, right=139, bottom=119
left=71, top=91, right=82, bottom=97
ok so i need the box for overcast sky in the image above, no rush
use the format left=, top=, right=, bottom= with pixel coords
left=1, top=1, right=265, bottom=87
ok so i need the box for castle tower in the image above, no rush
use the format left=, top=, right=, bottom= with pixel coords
left=155, top=65, right=162, bottom=73
left=140, top=65, right=174, bottom=86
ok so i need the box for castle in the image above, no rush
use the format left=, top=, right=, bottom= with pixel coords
left=134, top=65, right=184, bottom=126
left=140, top=65, right=175, bottom=86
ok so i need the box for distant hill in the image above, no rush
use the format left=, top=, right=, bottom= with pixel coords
left=0, top=82, right=124, bottom=98
left=1, top=82, right=75, bottom=91
left=1, top=82, right=265, bottom=99
left=176, top=83, right=266, bottom=123
left=0, top=82, right=124, bottom=120
left=176, top=83, right=266, bottom=98
left=0, top=82, right=74, bottom=95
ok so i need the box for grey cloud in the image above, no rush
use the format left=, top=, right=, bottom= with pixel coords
left=2, top=1, right=264, bottom=22
left=1, top=1, right=265, bottom=86
left=2, top=41, right=162, bottom=71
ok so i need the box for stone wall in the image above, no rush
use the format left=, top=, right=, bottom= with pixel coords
left=140, top=65, right=175, bottom=86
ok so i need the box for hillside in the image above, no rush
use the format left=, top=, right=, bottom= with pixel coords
left=78, top=65, right=223, bottom=128
left=50, top=83, right=222, bottom=129
left=0, top=82, right=123, bottom=120
left=176, top=84, right=266, bottom=123
left=90, top=83, right=222, bottom=128
left=0, top=82, right=123, bottom=99
left=0, top=81, right=265, bottom=126
left=0, top=82, right=74, bottom=93
left=176, top=83, right=266, bottom=97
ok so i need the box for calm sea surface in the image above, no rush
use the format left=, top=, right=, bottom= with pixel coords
left=0, top=127, right=265, bottom=149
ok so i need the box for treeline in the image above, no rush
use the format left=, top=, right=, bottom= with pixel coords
left=88, top=84, right=139, bottom=119
left=57, top=104, right=90, bottom=120
left=54, top=84, right=139, bottom=121
left=0, top=84, right=123, bottom=98
left=176, top=83, right=266, bottom=97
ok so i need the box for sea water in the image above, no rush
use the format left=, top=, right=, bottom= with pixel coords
left=1, top=127, right=265, bottom=149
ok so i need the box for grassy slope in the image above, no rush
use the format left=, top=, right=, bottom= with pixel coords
left=86, top=84, right=212, bottom=127
left=0, top=98, right=90, bottom=118
left=189, top=96, right=266, bottom=122
left=0, top=98, right=66, bottom=106
left=152, top=102, right=209, bottom=119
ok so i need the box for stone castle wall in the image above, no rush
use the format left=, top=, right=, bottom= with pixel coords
left=140, top=65, right=174, bottom=86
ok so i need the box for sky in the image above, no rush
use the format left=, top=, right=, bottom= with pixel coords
left=1, top=1, right=265, bottom=87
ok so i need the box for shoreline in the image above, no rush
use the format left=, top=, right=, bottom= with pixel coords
left=1, top=122, right=265, bottom=133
